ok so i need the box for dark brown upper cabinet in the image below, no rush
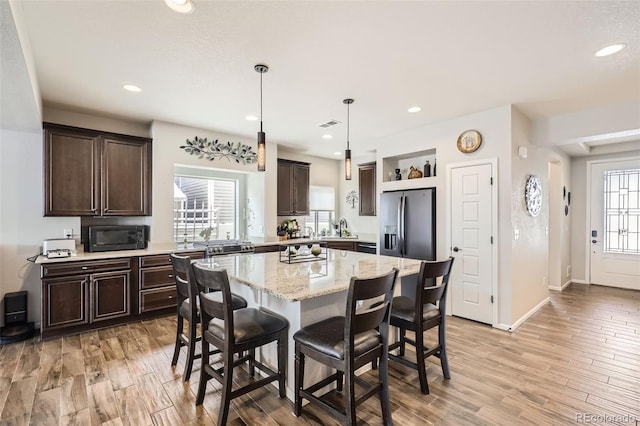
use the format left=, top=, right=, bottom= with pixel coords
left=277, top=159, right=310, bottom=216
left=44, top=123, right=152, bottom=216
left=358, top=162, right=376, bottom=216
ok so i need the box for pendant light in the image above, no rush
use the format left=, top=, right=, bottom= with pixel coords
left=343, top=98, right=354, bottom=180
left=255, top=64, right=269, bottom=172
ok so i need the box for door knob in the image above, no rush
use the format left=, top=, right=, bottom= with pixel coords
left=453, top=247, right=461, bottom=252
left=591, top=240, right=598, bottom=244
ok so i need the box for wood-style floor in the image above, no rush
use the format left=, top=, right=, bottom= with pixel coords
left=0, top=283, right=638, bottom=425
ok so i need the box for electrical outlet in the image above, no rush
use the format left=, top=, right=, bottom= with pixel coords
left=542, top=276, right=547, bottom=287
left=514, top=228, right=520, bottom=241
left=63, top=228, right=73, bottom=239
left=567, top=265, right=572, bottom=277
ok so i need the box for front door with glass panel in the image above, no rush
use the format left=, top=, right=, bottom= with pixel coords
left=589, top=159, right=640, bottom=290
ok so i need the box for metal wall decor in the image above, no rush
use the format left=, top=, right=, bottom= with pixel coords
left=525, top=175, right=542, bottom=217
left=346, top=190, right=359, bottom=208
left=180, top=136, right=258, bottom=164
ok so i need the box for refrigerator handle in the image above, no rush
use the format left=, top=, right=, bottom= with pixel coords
left=397, top=196, right=403, bottom=256
left=400, top=195, right=406, bottom=256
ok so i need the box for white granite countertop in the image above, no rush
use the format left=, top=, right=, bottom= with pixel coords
left=34, top=242, right=204, bottom=264
left=195, top=250, right=420, bottom=302
left=35, top=235, right=378, bottom=264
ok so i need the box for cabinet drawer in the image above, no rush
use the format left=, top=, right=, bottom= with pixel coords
left=139, top=254, right=172, bottom=268
left=139, top=265, right=174, bottom=290
left=42, top=258, right=131, bottom=278
left=139, top=250, right=204, bottom=268
left=254, top=245, right=282, bottom=253
left=326, top=241, right=357, bottom=251
left=140, top=287, right=176, bottom=313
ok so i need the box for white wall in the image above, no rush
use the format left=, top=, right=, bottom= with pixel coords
left=0, top=129, right=77, bottom=326
left=510, top=107, right=551, bottom=323
left=150, top=120, right=274, bottom=242
left=375, top=105, right=516, bottom=326
left=338, top=153, right=378, bottom=236
left=533, top=100, right=640, bottom=146
left=43, top=107, right=150, bottom=138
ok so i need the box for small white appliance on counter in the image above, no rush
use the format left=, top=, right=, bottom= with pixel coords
left=43, top=239, right=76, bottom=258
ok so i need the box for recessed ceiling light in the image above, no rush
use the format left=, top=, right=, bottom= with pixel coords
left=245, top=115, right=258, bottom=121
left=123, top=84, right=141, bottom=93
left=164, top=0, right=194, bottom=14
left=408, top=106, right=422, bottom=113
left=334, top=151, right=341, bottom=156
left=595, top=43, right=626, bottom=57
left=322, top=134, right=333, bottom=139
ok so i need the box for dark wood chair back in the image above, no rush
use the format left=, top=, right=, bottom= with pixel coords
left=345, top=268, right=399, bottom=358
left=190, top=263, right=235, bottom=343
left=170, top=253, right=192, bottom=303
left=416, top=257, right=454, bottom=319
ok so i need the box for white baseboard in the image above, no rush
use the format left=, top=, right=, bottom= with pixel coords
left=507, top=297, right=550, bottom=332
left=494, top=323, right=511, bottom=332
left=548, top=279, right=572, bottom=292
left=571, top=279, right=589, bottom=285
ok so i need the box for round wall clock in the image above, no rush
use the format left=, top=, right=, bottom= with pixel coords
left=457, top=130, right=482, bottom=153
left=525, top=175, right=542, bottom=217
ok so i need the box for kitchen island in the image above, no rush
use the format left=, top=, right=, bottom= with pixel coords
left=195, top=249, right=422, bottom=400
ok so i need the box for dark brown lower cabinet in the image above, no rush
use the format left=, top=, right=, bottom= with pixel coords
left=138, top=251, right=204, bottom=313
left=43, top=276, right=89, bottom=329
left=91, top=271, right=130, bottom=322
left=41, top=258, right=132, bottom=339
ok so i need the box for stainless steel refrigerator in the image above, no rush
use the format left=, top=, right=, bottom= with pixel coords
left=379, top=188, right=436, bottom=260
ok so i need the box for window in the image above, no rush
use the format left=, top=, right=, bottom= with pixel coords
left=603, top=169, right=640, bottom=253
left=302, top=211, right=336, bottom=237
left=174, top=176, right=238, bottom=242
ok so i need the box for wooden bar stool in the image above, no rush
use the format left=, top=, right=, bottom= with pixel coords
left=169, top=253, right=247, bottom=382
left=293, top=268, right=399, bottom=426
left=386, top=257, right=454, bottom=394
left=191, top=262, right=289, bottom=426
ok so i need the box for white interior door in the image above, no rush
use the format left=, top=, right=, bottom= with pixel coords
left=450, top=163, right=494, bottom=324
left=589, top=159, right=640, bottom=290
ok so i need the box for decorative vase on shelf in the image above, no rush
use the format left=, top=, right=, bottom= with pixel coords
left=423, top=160, right=431, bottom=177
left=395, top=168, right=401, bottom=180
left=433, top=159, right=436, bottom=176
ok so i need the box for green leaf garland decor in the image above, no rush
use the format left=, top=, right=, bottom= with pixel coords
left=180, top=136, right=258, bottom=164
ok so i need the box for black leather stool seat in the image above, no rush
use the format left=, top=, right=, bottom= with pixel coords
left=206, top=307, right=289, bottom=344
left=293, top=316, right=381, bottom=359
left=390, top=297, right=440, bottom=324
left=180, top=293, right=247, bottom=319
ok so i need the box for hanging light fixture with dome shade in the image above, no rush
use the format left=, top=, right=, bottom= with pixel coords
left=343, top=98, right=354, bottom=180
left=255, top=64, right=269, bottom=172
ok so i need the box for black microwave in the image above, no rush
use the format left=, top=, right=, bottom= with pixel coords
left=84, top=225, right=148, bottom=252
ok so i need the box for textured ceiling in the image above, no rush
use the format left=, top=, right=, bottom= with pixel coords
left=13, top=0, right=640, bottom=157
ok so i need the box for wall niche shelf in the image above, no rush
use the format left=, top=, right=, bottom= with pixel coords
left=380, top=176, right=438, bottom=192
left=381, top=148, right=437, bottom=190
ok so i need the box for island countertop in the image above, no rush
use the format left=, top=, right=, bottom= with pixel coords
left=195, top=249, right=421, bottom=302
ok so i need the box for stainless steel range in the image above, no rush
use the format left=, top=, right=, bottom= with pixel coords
left=193, top=240, right=255, bottom=257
